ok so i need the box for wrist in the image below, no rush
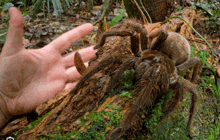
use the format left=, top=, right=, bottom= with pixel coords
left=0, top=93, right=12, bottom=130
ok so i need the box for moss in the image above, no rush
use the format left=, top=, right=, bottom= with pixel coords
left=120, top=70, right=135, bottom=89
left=14, top=111, right=52, bottom=138
left=35, top=105, right=124, bottom=139
left=143, top=90, right=174, bottom=138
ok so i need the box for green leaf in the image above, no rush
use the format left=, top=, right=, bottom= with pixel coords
left=116, top=8, right=126, bottom=13
left=190, top=45, right=196, bottom=58
left=16, top=2, right=23, bottom=5
left=103, top=104, right=121, bottom=110
left=0, top=35, right=6, bottom=41
left=2, top=2, right=14, bottom=11
left=110, top=13, right=124, bottom=27
left=120, top=91, right=133, bottom=98
left=32, top=0, right=43, bottom=19
left=195, top=50, right=212, bottom=68
left=0, top=28, right=7, bottom=42
left=0, top=28, right=8, bottom=34
left=61, top=0, right=68, bottom=13
left=52, top=0, right=64, bottom=17
left=22, top=11, right=29, bottom=15
left=211, top=9, right=220, bottom=17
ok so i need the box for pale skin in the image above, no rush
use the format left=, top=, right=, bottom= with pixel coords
left=0, top=7, right=97, bottom=129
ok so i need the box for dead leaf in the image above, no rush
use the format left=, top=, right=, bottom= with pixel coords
left=93, top=6, right=102, bottom=10
left=22, top=37, right=32, bottom=47
left=1, top=11, right=4, bottom=17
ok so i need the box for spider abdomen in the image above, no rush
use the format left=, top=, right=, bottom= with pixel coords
left=159, top=32, right=190, bottom=66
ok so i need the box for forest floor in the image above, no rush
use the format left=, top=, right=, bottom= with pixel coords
left=0, top=1, right=220, bottom=140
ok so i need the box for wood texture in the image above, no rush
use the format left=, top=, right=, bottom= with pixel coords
left=124, top=0, right=175, bottom=22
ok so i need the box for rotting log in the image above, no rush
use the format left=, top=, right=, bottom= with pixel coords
left=0, top=8, right=198, bottom=140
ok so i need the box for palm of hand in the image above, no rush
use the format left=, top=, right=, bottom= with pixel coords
left=0, top=47, right=67, bottom=115
left=0, top=7, right=96, bottom=116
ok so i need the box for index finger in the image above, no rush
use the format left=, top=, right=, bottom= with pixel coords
left=2, top=7, right=24, bottom=57
left=48, top=23, right=94, bottom=53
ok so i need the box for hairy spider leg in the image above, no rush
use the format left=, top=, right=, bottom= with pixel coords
left=160, top=78, right=198, bottom=138
left=107, top=60, right=170, bottom=140
left=101, top=57, right=136, bottom=96
left=94, top=21, right=150, bottom=57
left=70, top=55, right=116, bottom=95
left=94, top=28, right=141, bottom=57
left=126, top=20, right=149, bottom=52
left=148, top=28, right=169, bottom=50
left=183, top=78, right=198, bottom=139
left=106, top=127, right=124, bottom=140
left=176, top=56, right=202, bottom=83
left=161, top=81, right=183, bottom=120
left=94, top=29, right=136, bottom=49
left=106, top=103, right=141, bottom=140
left=130, top=31, right=140, bottom=57
left=134, top=63, right=170, bottom=109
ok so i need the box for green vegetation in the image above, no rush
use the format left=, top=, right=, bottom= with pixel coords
left=144, top=78, right=220, bottom=140
left=119, top=70, right=136, bottom=102
left=110, top=8, right=126, bottom=27
left=207, top=122, right=220, bottom=140
left=31, top=0, right=76, bottom=19
left=191, top=44, right=219, bottom=98
left=24, top=111, right=52, bottom=132
left=142, top=44, right=220, bottom=139
left=12, top=111, right=52, bottom=138
left=104, top=43, right=220, bottom=139
left=0, top=0, right=32, bottom=12
left=105, top=70, right=135, bottom=97
left=143, top=90, right=174, bottom=138
left=0, top=0, right=77, bottom=19
left=120, top=91, right=134, bottom=99
left=2, top=1, right=219, bottom=139
left=35, top=105, right=124, bottom=139
left=193, top=0, right=220, bottom=32
left=196, top=48, right=213, bottom=69
left=102, top=64, right=218, bottom=139
left=0, top=28, right=8, bottom=43
left=120, top=70, right=135, bottom=89
left=163, top=15, right=214, bottom=65
left=58, top=69, right=135, bottom=140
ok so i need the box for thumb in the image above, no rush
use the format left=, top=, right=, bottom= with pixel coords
left=2, top=7, right=24, bottom=57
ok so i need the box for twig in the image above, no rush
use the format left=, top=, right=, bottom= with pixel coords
left=139, top=0, right=152, bottom=23
left=29, top=27, right=37, bottom=42
left=0, top=32, right=7, bottom=36
left=93, top=0, right=113, bottom=25
left=132, top=0, right=149, bottom=24
left=202, top=66, right=219, bottom=89
left=186, top=38, right=207, bottom=45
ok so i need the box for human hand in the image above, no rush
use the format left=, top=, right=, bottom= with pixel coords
left=0, top=7, right=97, bottom=128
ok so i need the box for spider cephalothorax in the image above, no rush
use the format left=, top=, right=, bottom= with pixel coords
left=105, top=49, right=200, bottom=140
left=71, top=19, right=202, bottom=139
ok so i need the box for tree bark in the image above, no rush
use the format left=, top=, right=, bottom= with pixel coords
left=0, top=6, right=199, bottom=140
left=124, top=0, right=176, bottom=23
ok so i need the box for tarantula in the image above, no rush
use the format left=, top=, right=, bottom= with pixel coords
left=70, top=20, right=201, bottom=139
